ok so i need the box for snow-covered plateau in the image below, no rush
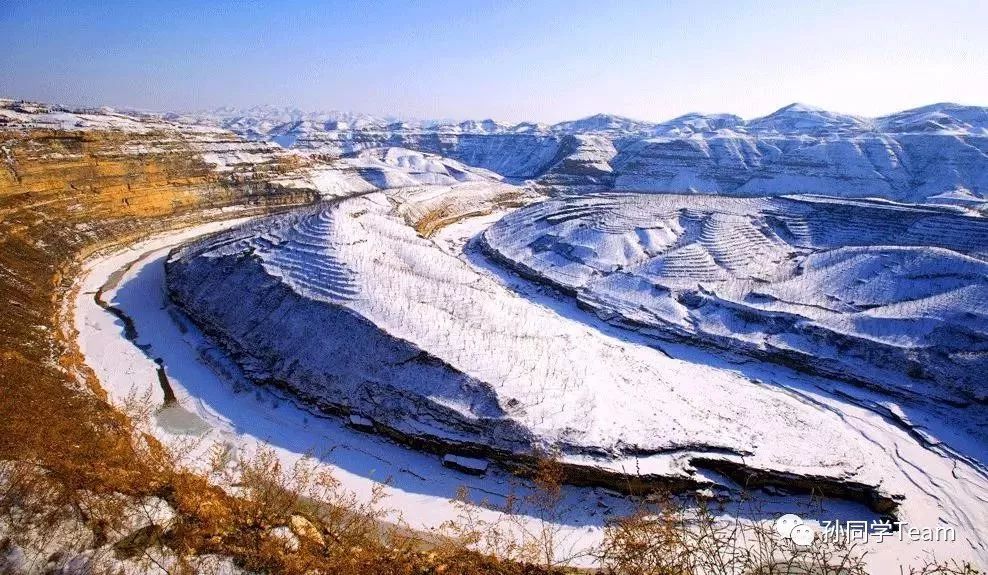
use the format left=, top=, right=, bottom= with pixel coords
left=161, top=180, right=988, bottom=567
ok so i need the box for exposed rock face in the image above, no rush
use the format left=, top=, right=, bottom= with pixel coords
left=207, top=102, right=988, bottom=207
left=481, top=193, right=988, bottom=417
left=0, top=102, right=325, bottom=435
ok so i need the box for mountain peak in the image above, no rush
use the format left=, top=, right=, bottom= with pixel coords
left=551, top=113, right=655, bottom=134
left=749, top=103, right=867, bottom=134
left=773, top=102, right=827, bottom=114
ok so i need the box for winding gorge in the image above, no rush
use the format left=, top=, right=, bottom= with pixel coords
left=2, top=99, right=987, bottom=573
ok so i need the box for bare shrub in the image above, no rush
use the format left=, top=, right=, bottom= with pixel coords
left=598, top=492, right=870, bottom=575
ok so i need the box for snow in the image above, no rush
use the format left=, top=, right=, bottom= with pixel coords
left=36, top=96, right=986, bottom=571
left=188, top=101, right=988, bottom=206
left=71, top=218, right=639, bottom=567
left=348, top=414, right=374, bottom=430
left=0, top=102, right=227, bottom=135
left=747, top=102, right=871, bottom=134
left=6, top=99, right=986, bottom=206
left=170, top=193, right=881, bottom=481
left=198, top=141, right=286, bottom=171
left=74, top=202, right=988, bottom=571
left=270, top=147, right=504, bottom=199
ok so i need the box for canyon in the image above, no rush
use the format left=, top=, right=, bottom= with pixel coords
left=2, top=98, right=986, bottom=573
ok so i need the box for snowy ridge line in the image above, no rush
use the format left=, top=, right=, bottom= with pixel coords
left=185, top=101, right=988, bottom=138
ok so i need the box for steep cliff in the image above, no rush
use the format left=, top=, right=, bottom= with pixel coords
left=0, top=102, right=324, bottom=564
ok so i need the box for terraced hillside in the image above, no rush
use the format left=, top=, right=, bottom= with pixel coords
left=173, top=186, right=988, bottom=517
left=482, top=194, right=988, bottom=422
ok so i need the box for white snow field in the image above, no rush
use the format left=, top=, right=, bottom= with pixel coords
left=156, top=183, right=988, bottom=570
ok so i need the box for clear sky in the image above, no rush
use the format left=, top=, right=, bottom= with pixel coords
left=1, top=0, right=985, bottom=123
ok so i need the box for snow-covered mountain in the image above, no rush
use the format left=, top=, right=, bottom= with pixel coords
left=550, top=113, right=657, bottom=135
left=877, top=102, right=988, bottom=134
left=190, top=102, right=988, bottom=207
left=746, top=102, right=870, bottom=134
left=652, top=112, right=744, bottom=136
left=180, top=105, right=390, bottom=134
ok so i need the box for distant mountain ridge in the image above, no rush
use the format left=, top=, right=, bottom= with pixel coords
left=9, top=98, right=986, bottom=137
left=183, top=101, right=988, bottom=137
left=4, top=98, right=987, bottom=207
left=181, top=102, right=987, bottom=207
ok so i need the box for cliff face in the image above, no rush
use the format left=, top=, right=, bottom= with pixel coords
left=0, top=106, right=321, bottom=494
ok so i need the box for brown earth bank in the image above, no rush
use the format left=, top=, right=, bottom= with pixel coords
left=0, top=128, right=551, bottom=574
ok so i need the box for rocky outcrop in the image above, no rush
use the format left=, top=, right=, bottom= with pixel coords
left=0, top=101, right=323, bottom=473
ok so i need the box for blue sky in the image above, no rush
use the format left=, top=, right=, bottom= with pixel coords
left=1, top=0, right=985, bottom=122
